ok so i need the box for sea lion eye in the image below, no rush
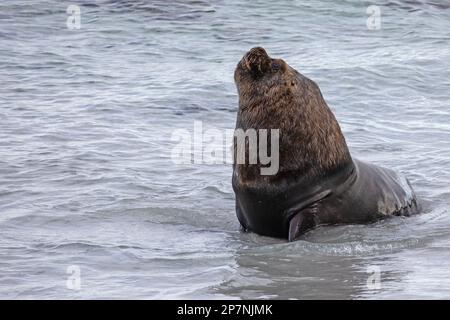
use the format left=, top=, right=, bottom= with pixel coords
left=272, top=62, right=280, bottom=71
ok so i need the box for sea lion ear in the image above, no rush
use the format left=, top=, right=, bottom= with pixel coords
left=243, top=47, right=271, bottom=77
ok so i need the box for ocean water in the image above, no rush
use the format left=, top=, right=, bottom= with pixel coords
left=0, top=0, right=450, bottom=299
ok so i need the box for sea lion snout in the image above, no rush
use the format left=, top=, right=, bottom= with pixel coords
left=243, top=47, right=272, bottom=77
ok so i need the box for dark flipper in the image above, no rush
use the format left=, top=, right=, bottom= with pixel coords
left=288, top=208, right=318, bottom=242
left=288, top=212, right=306, bottom=242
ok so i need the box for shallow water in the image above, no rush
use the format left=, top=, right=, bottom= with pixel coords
left=1, top=0, right=450, bottom=299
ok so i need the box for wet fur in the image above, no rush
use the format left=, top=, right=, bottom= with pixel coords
left=234, top=47, right=351, bottom=184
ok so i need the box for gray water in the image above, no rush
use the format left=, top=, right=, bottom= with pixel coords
left=1, top=0, right=450, bottom=299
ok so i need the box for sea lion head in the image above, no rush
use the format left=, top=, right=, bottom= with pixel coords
left=241, top=47, right=274, bottom=78
left=234, top=47, right=291, bottom=96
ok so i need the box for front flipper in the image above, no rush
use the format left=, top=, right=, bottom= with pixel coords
left=288, top=209, right=318, bottom=242
left=288, top=212, right=306, bottom=242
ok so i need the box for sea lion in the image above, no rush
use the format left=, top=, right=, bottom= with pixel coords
left=232, top=47, right=420, bottom=242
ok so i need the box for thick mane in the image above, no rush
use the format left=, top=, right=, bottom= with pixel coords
left=235, top=62, right=352, bottom=182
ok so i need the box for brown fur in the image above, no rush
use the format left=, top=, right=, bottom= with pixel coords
left=234, top=47, right=351, bottom=183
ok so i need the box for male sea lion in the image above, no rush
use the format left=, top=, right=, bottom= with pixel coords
left=232, top=47, right=420, bottom=242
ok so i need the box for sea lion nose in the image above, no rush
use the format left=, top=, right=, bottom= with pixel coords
left=243, top=47, right=271, bottom=77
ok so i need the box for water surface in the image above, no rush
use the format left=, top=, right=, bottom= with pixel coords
left=1, top=0, right=450, bottom=299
